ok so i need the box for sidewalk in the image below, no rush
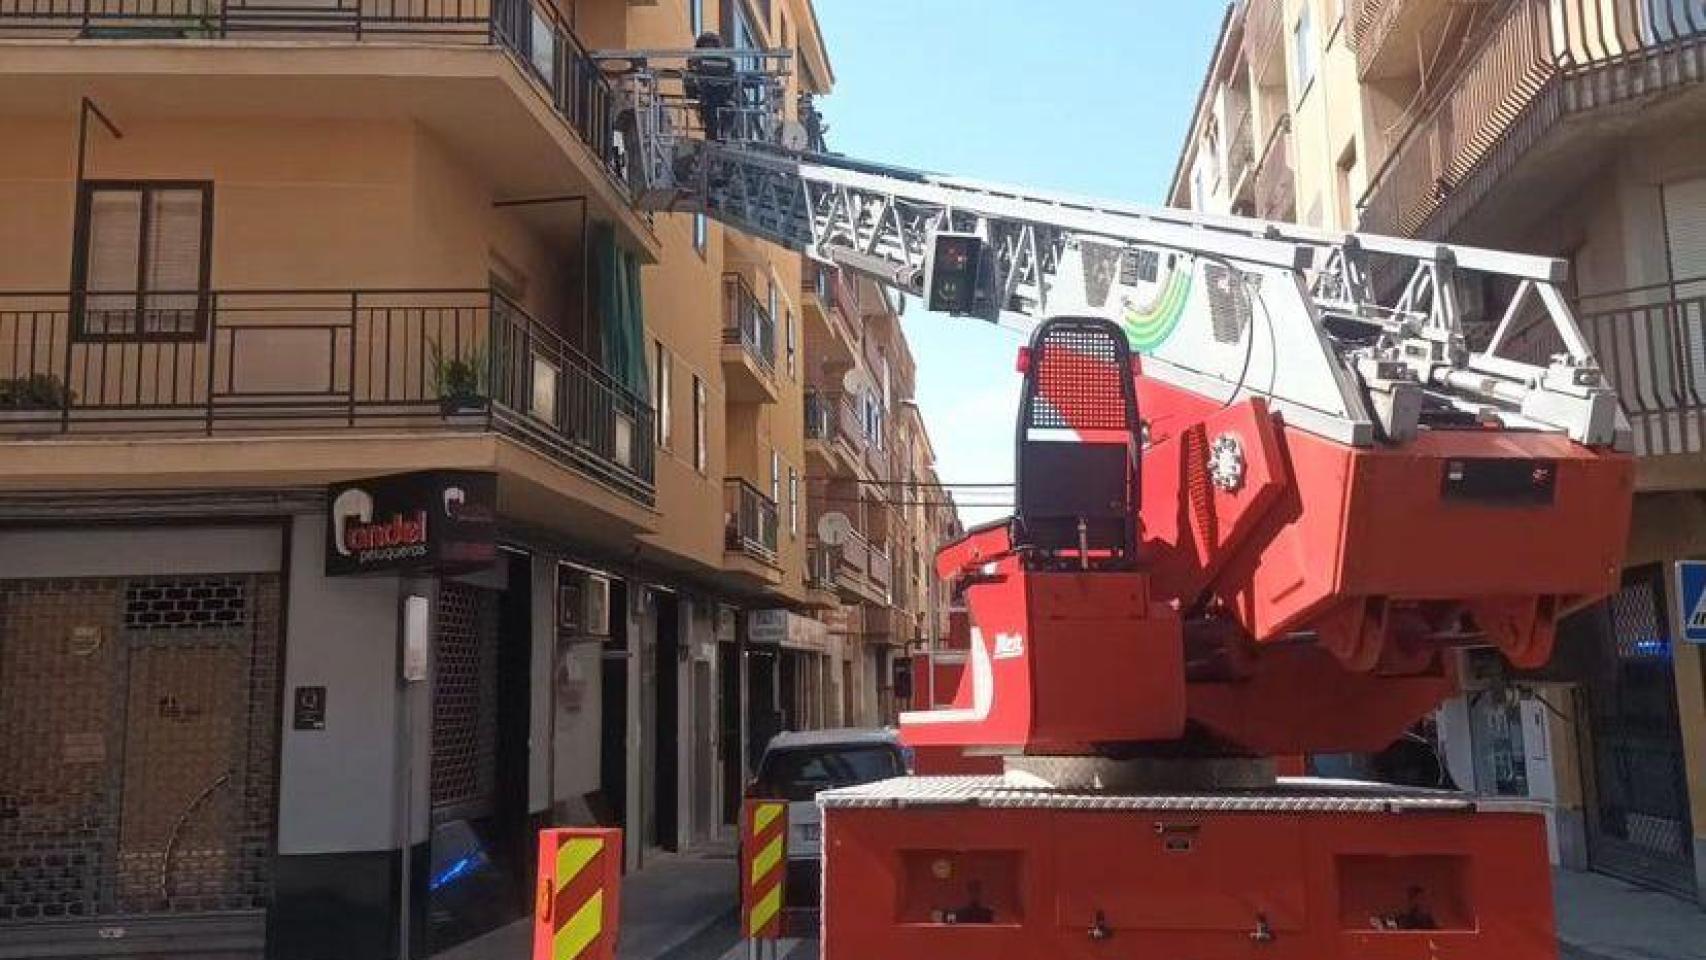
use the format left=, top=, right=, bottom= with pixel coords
left=440, top=837, right=739, bottom=960
left=1555, top=868, right=1706, bottom=960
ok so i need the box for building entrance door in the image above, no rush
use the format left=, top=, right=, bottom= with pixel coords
left=1582, top=565, right=1696, bottom=896
left=0, top=574, right=281, bottom=955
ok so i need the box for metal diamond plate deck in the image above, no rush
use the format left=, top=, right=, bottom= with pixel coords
left=818, top=775, right=1543, bottom=815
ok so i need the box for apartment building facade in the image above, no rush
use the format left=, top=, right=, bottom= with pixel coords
left=792, top=265, right=959, bottom=733
left=1172, top=0, right=1706, bottom=904
left=0, top=0, right=837, bottom=957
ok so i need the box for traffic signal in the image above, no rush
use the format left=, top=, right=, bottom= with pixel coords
left=924, top=231, right=987, bottom=317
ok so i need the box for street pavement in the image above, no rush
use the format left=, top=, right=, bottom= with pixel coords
left=440, top=838, right=739, bottom=960
left=1555, top=869, right=1706, bottom=960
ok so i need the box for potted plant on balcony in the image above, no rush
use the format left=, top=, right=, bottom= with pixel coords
left=0, top=374, right=74, bottom=433
left=430, top=340, right=490, bottom=417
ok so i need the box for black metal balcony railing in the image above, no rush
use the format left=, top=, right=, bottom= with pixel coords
left=1253, top=113, right=1294, bottom=220
left=1243, top=0, right=1284, bottom=75
left=1573, top=279, right=1706, bottom=460
left=722, top=273, right=776, bottom=373
left=0, top=0, right=621, bottom=184
left=1359, top=0, right=1706, bottom=238
left=804, top=389, right=832, bottom=441
left=803, top=263, right=860, bottom=351
left=804, top=388, right=867, bottom=453
left=0, top=288, right=655, bottom=502
left=724, top=478, right=779, bottom=563
left=1226, top=105, right=1255, bottom=193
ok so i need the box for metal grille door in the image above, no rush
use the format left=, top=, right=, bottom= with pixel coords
left=0, top=574, right=280, bottom=935
left=1584, top=566, right=1696, bottom=896
left=431, top=582, right=499, bottom=820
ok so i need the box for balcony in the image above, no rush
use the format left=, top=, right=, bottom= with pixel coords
left=1226, top=102, right=1256, bottom=204
left=1243, top=0, right=1285, bottom=80
left=1359, top=0, right=1706, bottom=240
left=1348, top=0, right=1472, bottom=81
left=1570, top=279, right=1706, bottom=470
left=0, top=0, right=654, bottom=255
left=723, top=477, right=780, bottom=581
left=0, top=288, right=655, bottom=504
left=801, top=263, right=859, bottom=367
left=804, top=389, right=866, bottom=478
left=721, top=274, right=778, bottom=404
left=809, top=528, right=888, bottom=606
left=1253, top=113, right=1295, bottom=221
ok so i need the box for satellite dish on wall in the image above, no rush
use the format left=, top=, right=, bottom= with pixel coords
left=817, top=512, right=853, bottom=545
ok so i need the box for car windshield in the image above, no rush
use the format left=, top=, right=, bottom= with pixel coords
left=757, top=744, right=905, bottom=801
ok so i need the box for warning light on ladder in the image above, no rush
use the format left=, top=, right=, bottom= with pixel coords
left=924, top=232, right=989, bottom=318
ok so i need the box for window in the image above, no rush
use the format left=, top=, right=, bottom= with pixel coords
left=1293, top=4, right=1316, bottom=96
left=785, top=307, right=796, bottom=377
left=689, top=0, right=702, bottom=36
left=1193, top=167, right=1209, bottom=212
left=788, top=466, right=799, bottom=536
left=692, top=213, right=708, bottom=256
left=771, top=450, right=781, bottom=505
left=653, top=339, right=672, bottom=448
left=74, top=182, right=212, bottom=339
left=693, top=375, right=707, bottom=473
left=767, top=278, right=779, bottom=325
left=731, top=2, right=760, bottom=70
left=1334, top=139, right=1359, bottom=229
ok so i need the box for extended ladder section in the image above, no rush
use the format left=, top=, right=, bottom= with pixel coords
left=597, top=50, right=1625, bottom=449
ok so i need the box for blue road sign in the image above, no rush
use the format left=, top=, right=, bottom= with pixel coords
left=1676, top=561, right=1706, bottom=645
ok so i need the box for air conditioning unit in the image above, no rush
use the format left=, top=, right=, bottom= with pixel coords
left=560, top=570, right=611, bottom=637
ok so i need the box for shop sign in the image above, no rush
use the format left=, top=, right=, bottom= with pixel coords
left=326, top=470, right=497, bottom=576
left=748, top=609, right=828, bottom=652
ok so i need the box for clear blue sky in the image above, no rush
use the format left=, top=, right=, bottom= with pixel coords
left=814, top=0, right=1229, bottom=523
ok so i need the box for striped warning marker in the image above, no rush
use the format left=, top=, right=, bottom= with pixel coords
left=532, top=828, right=622, bottom=960
left=742, top=799, right=788, bottom=940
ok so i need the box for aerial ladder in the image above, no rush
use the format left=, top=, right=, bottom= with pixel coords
left=599, top=48, right=1633, bottom=959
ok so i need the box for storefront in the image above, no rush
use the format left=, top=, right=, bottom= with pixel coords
left=749, top=609, right=831, bottom=737
left=0, top=470, right=749, bottom=960
left=0, top=523, right=286, bottom=959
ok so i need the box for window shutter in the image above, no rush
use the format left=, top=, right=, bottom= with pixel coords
left=84, top=189, right=143, bottom=335
left=143, top=189, right=205, bottom=334
left=1664, top=178, right=1706, bottom=298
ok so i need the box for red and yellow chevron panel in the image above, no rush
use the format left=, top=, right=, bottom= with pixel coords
left=741, top=799, right=789, bottom=940
left=532, top=827, right=623, bottom=960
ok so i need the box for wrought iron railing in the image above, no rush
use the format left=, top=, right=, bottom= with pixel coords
left=724, top=477, right=778, bottom=562
left=805, top=388, right=866, bottom=452
left=1243, top=0, right=1284, bottom=73
left=722, top=273, right=776, bottom=374
left=0, top=0, right=621, bottom=183
left=804, top=263, right=861, bottom=353
left=0, top=287, right=655, bottom=502
left=867, top=543, right=893, bottom=591
left=1359, top=0, right=1706, bottom=238
left=1226, top=104, right=1255, bottom=193
left=1253, top=113, right=1294, bottom=221
left=804, top=389, right=832, bottom=441
left=1572, top=279, right=1706, bottom=459
left=1347, top=0, right=1405, bottom=73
